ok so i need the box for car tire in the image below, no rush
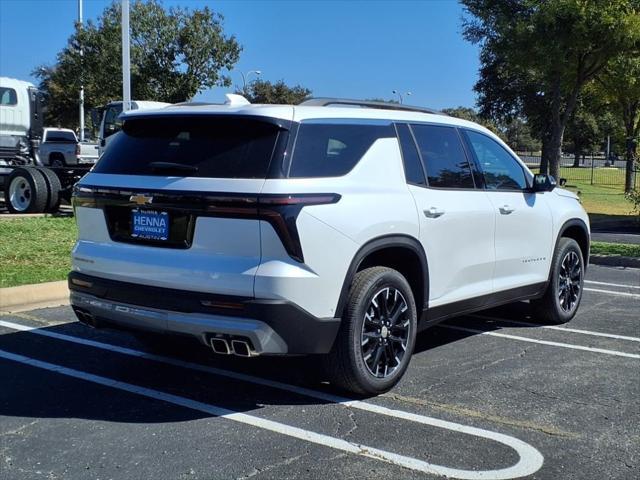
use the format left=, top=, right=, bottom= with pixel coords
left=50, top=155, right=66, bottom=168
left=531, top=237, right=584, bottom=324
left=324, top=266, right=418, bottom=396
left=4, top=167, right=48, bottom=214
left=35, top=167, right=62, bottom=213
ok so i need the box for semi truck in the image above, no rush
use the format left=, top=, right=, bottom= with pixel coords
left=0, top=76, right=169, bottom=213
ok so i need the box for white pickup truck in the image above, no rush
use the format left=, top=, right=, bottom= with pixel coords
left=39, top=128, right=99, bottom=167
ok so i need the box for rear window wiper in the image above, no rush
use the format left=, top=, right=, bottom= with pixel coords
left=148, top=162, right=199, bottom=174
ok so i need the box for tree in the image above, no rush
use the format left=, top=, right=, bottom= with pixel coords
left=565, top=108, right=600, bottom=167
left=34, top=0, right=241, bottom=127
left=597, top=55, right=640, bottom=192
left=563, top=86, right=606, bottom=166
left=462, top=0, right=640, bottom=179
left=238, top=79, right=311, bottom=104
left=364, top=98, right=400, bottom=104
left=442, top=106, right=500, bottom=134
left=501, top=117, right=541, bottom=153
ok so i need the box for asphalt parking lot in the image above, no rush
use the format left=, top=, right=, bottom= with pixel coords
left=0, top=264, right=638, bottom=480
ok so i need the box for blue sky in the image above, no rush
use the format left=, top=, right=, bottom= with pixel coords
left=0, top=0, right=480, bottom=109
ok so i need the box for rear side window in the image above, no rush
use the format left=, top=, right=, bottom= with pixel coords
left=410, top=124, right=474, bottom=189
left=0, top=87, right=17, bottom=106
left=93, top=116, right=281, bottom=178
left=396, top=123, right=426, bottom=186
left=46, top=131, right=77, bottom=142
left=463, top=130, right=527, bottom=190
left=288, top=122, right=394, bottom=178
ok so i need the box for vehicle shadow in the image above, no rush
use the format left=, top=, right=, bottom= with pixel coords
left=414, top=300, right=550, bottom=355
left=0, top=301, right=548, bottom=424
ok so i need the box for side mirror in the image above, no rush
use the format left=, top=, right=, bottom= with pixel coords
left=532, top=173, right=557, bottom=192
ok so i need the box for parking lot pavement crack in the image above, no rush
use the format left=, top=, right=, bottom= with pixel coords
left=380, top=392, right=578, bottom=438
left=418, top=346, right=537, bottom=394
left=498, top=382, right=636, bottom=410
left=0, top=419, right=39, bottom=437
left=234, top=452, right=310, bottom=479
left=344, top=409, right=358, bottom=438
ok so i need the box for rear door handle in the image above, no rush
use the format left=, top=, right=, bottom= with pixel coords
left=499, top=205, right=515, bottom=215
left=424, top=207, right=445, bottom=218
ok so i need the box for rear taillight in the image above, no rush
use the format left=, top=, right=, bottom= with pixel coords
left=257, top=194, right=341, bottom=262
left=71, top=186, right=340, bottom=262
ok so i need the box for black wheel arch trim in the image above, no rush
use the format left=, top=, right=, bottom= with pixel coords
left=335, top=234, right=429, bottom=319
left=553, top=218, right=590, bottom=278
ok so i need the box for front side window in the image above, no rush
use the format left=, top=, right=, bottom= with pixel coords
left=288, top=121, right=395, bottom=178
left=410, top=124, right=474, bottom=189
left=464, top=130, right=527, bottom=190
left=0, top=87, right=17, bottom=106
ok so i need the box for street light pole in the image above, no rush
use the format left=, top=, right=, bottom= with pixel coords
left=241, top=70, right=261, bottom=94
left=392, top=90, right=412, bottom=104
left=78, top=0, right=84, bottom=141
left=121, top=0, right=131, bottom=111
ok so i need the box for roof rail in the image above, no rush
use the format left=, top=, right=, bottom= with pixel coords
left=299, top=97, right=445, bottom=115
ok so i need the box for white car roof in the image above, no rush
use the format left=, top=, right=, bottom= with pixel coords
left=122, top=100, right=494, bottom=136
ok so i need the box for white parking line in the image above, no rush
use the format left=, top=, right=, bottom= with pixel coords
left=470, top=314, right=640, bottom=343
left=585, top=280, right=640, bottom=290
left=584, top=287, right=640, bottom=298
left=439, top=324, right=640, bottom=359
left=0, top=318, right=543, bottom=480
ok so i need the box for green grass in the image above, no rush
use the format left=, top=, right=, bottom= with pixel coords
left=0, top=216, right=636, bottom=290
left=0, top=217, right=77, bottom=288
left=565, top=181, right=634, bottom=216
left=528, top=165, right=636, bottom=215
left=590, top=241, right=640, bottom=258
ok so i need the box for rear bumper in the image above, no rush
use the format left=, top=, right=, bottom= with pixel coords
left=68, top=272, right=341, bottom=355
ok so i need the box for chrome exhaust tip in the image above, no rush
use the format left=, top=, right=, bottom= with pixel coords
left=210, top=337, right=231, bottom=355
left=231, top=339, right=252, bottom=357
left=74, top=308, right=98, bottom=328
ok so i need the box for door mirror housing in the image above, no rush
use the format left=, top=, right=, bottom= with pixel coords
left=532, top=173, right=557, bottom=192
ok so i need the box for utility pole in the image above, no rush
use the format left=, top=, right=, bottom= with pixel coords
left=392, top=90, right=412, bottom=104
left=121, top=0, right=131, bottom=111
left=78, top=0, right=84, bottom=141
left=240, top=70, right=261, bottom=96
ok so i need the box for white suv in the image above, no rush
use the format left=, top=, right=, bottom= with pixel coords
left=69, top=97, right=590, bottom=395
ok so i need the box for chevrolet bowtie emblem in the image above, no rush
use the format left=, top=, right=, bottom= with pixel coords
left=129, top=194, right=153, bottom=205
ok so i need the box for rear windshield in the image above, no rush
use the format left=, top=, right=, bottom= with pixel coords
left=93, top=116, right=281, bottom=178
left=46, top=131, right=76, bottom=143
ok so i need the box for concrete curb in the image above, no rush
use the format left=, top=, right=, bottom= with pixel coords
left=590, top=255, right=640, bottom=269
left=0, top=280, right=69, bottom=313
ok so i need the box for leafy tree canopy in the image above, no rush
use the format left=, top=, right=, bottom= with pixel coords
left=35, top=0, right=241, bottom=127
left=238, top=79, right=311, bottom=104
left=462, top=0, right=640, bottom=177
left=596, top=53, right=640, bottom=191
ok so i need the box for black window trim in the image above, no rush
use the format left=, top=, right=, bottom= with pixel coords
left=394, top=123, right=427, bottom=188
left=460, top=128, right=533, bottom=192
